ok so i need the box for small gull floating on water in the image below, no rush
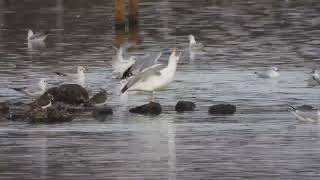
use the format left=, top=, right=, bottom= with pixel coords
left=188, top=34, right=204, bottom=61
left=112, top=43, right=162, bottom=80
left=188, top=34, right=204, bottom=52
left=288, top=104, right=320, bottom=123
left=254, top=67, right=280, bottom=79
left=28, top=29, right=49, bottom=43
left=112, top=43, right=136, bottom=79
left=310, top=70, right=320, bottom=86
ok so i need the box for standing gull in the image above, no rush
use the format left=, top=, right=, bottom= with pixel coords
left=12, top=78, right=48, bottom=99
left=288, top=104, right=320, bottom=122
left=254, top=67, right=280, bottom=79
left=54, top=66, right=86, bottom=86
left=121, top=48, right=181, bottom=102
left=28, top=29, right=49, bottom=43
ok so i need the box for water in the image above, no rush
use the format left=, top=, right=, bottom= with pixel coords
left=1, top=0, right=320, bottom=179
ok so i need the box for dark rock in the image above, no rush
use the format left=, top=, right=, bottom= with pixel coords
left=297, top=105, right=314, bottom=111
left=28, top=105, right=73, bottom=124
left=43, top=84, right=89, bottom=105
left=175, top=101, right=196, bottom=112
left=92, top=106, right=113, bottom=120
left=209, top=104, right=236, bottom=115
left=0, top=102, right=9, bottom=114
left=129, top=102, right=162, bottom=115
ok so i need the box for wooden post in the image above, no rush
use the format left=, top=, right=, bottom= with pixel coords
left=128, top=0, right=139, bottom=28
left=115, top=0, right=126, bottom=30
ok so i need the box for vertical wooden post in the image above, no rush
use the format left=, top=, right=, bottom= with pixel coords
left=115, top=0, right=126, bottom=30
left=128, top=0, right=139, bottom=28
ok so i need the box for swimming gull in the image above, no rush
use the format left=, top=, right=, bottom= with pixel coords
left=121, top=48, right=181, bottom=102
left=254, top=67, right=280, bottom=79
left=54, top=66, right=86, bottom=86
left=12, top=78, right=48, bottom=99
left=28, top=29, right=49, bottom=42
left=112, top=43, right=162, bottom=79
left=188, top=34, right=204, bottom=51
left=288, top=104, right=320, bottom=122
left=310, top=70, right=320, bottom=86
left=112, top=43, right=136, bottom=79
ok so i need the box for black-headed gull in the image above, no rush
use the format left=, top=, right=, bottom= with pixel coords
left=12, top=78, right=48, bottom=99
left=54, top=66, right=87, bottom=86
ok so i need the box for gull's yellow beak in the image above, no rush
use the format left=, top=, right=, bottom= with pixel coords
left=172, top=48, right=177, bottom=56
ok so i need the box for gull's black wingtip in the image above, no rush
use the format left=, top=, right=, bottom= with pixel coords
left=121, top=85, right=128, bottom=93
left=11, top=87, right=25, bottom=92
left=288, top=104, right=296, bottom=111
left=54, top=72, right=64, bottom=76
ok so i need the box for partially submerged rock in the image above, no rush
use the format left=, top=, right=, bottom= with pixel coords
left=297, top=105, right=314, bottom=111
left=0, top=102, right=9, bottom=114
left=175, top=101, right=195, bottom=112
left=92, top=106, right=113, bottom=120
left=209, top=104, right=236, bottom=115
left=129, top=102, right=162, bottom=115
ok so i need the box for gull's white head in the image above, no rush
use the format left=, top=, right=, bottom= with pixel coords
left=170, top=48, right=182, bottom=63
left=312, top=70, right=319, bottom=78
left=39, top=78, right=48, bottom=90
left=270, top=67, right=279, bottom=72
left=129, top=56, right=136, bottom=63
left=28, top=29, right=34, bottom=40
left=188, top=34, right=196, bottom=44
left=77, top=66, right=86, bottom=73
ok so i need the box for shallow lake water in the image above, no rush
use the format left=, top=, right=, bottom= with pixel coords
left=0, top=0, right=320, bottom=179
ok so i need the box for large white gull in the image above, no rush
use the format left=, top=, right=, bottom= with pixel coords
left=121, top=48, right=181, bottom=102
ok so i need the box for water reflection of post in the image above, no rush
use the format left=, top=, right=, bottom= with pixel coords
left=168, top=122, right=176, bottom=180
left=0, top=0, right=3, bottom=42
left=56, top=0, right=64, bottom=50
left=115, top=0, right=126, bottom=47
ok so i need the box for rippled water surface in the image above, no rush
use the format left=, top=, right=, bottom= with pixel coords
left=1, top=0, right=320, bottom=179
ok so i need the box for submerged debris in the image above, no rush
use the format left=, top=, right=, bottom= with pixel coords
left=209, top=104, right=236, bottom=115
left=175, top=101, right=196, bottom=112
